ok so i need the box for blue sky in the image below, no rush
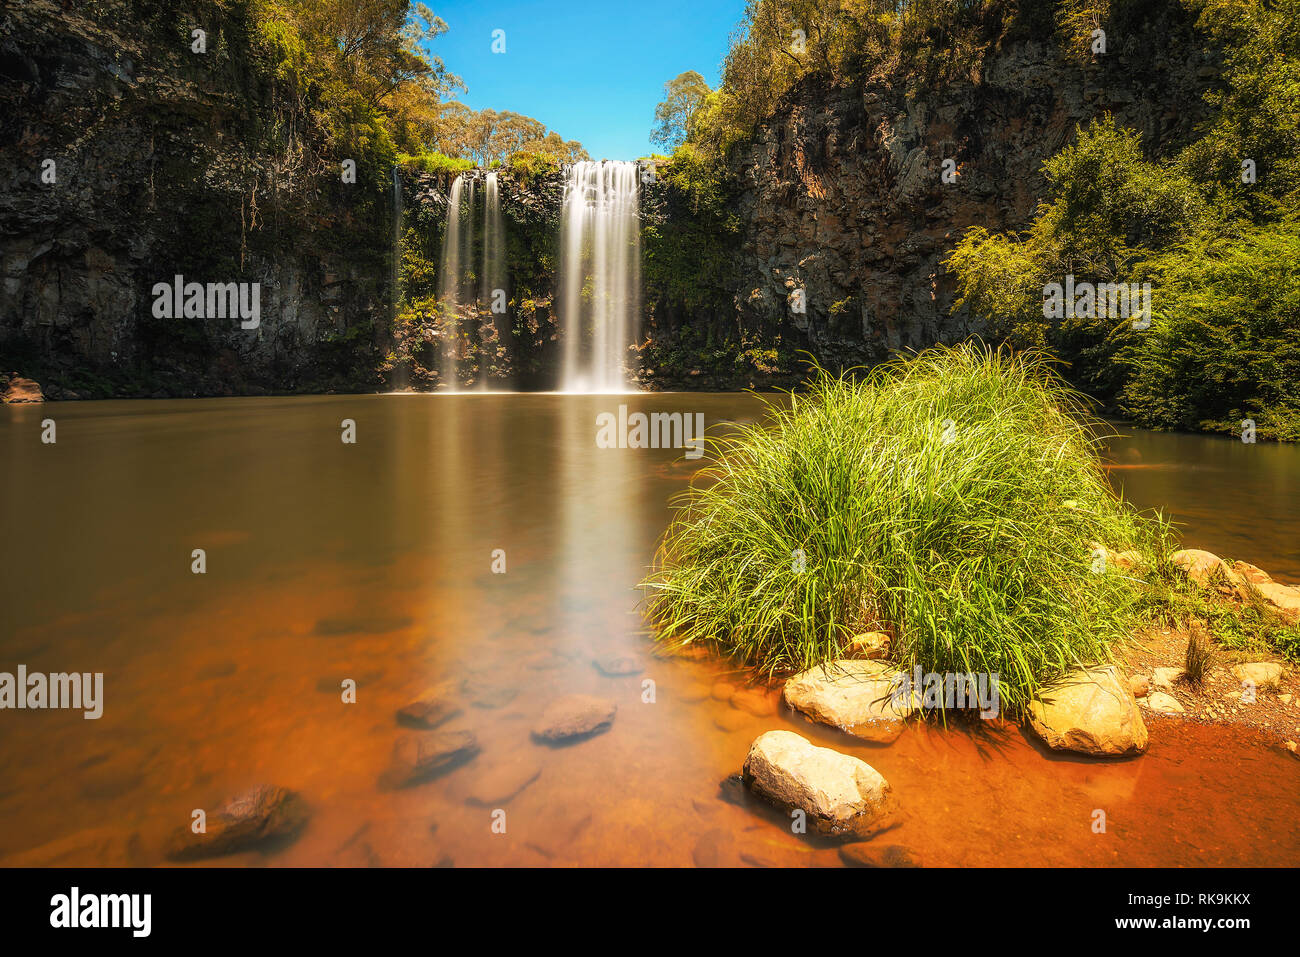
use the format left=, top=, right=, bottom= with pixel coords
left=424, top=0, right=749, bottom=160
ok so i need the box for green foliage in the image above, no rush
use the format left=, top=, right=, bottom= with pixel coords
left=945, top=226, right=1048, bottom=345
left=651, top=70, right=712, bottom=150
left=643, top=144, right=742, bottom=316
left=643, top=344, right=1168, bottom=714
left=1057, top=0, right=1111, bottom=55
left=682, top=0, right=1007, bottom=161
left=249, top=0, right=463, bottom=172
left=1177, top=0, right=1300, bottom=217
left=949, top=116, right=1206, bottom=343
left=1141, top=569, right=1300, bottom=663
left=244, top=2, right=587, bottom=176
left=1038, top=117, right=1208, bottom=268
left=947, top=112, right=1300, bottom=435
left=1117, top=219, right=1300, bottom=439
left=506, top=150, right=560, bottom=187
left=397, top=150, right=473, bottom=176
left=946, top=3, right=1300, bottom=438
left=431, top=104, right=589, bottom=166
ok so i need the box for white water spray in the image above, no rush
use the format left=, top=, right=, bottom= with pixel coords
left=479, top=171, right=506, bottom=389
left=437, top=174, right=477, bottom=390
left=438, top=172, right=512, bottom=390
left=558, top=160, right=641, bottom=392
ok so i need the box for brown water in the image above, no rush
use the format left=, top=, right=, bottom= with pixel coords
left=1, top=394, right=1297, bottom=867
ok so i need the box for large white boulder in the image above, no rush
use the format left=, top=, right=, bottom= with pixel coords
left=1027, top=665, right=1149, bottom=756
left=782, top=660, right=916, bottom=743
left=742, top=730, right=894, bottom=838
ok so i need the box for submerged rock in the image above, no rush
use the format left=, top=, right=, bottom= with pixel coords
left=164, top=785, right=309, bottom=860
left=382, top=731, right=479, bottom=788
left=531, top=694, right=616, bottom=743
left=710, top=681, right=736, bottom=701
left=739, top=835, right=817, bottom=868
left=78, top=748, right=149, bottom=801
left=464, top=758, right=541, bottom=806
left=1027, top=665, right=1148, bottom=757
left=782, top=660, right=916, bottom=743
left=839, top=842, right=921, bottom=868
left=1231, top=662, right=1284, bottom=691
left=692, top=828, right=739, bottom=868
left=713, top=709, right=751, bottom=732
left=463, top=677, right=519, bottom=709
left=729, top=686, right=777, bottom=717
left=2, top=827, right=144, bottom=867
left=717, top=772, right=748, bottom=807
left=396, top=686, right=463, bottom=729
left=593, top=655, right=642, bottom=677
left=741, top=730, right=894, bottom=838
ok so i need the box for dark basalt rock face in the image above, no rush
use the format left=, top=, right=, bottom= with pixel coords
left=1, top=2, right=1219, bottom=395
left=0, top=0, right=390, bottom=398
left=637, top=4, right=1220, bottom=387
left=720, top=18, right=1217, bottom=373
left=398, top=164, right=567, bottom=389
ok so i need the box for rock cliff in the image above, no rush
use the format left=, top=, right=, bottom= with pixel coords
left=0, top=0, right=390, bottom=398
left=719, top=7, right=1220, bottom=375
left=1, top=1, right=1224, bottom=395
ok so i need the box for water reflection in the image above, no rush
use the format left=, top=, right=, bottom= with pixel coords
left=1101, top=426, right=1300, bottom=582
left=0, top=396, right=1296, bottom=867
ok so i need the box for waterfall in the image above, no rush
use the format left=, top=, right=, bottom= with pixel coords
left=479, top=171, right=506, bottom=389
left=391, top=166, right=403, bottom=323
left=558, top=160, right=641, bottom=392
left=438, top=171, right=511, bottom=390
left=437, top=174, right=477, bottom=390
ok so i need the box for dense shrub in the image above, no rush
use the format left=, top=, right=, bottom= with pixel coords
left=643, top=344, right=1170, bottom=713
left=1118, top=220, right=1300, bottom=439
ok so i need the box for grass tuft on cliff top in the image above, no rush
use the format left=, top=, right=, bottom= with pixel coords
left=642, top=343, right=1171, bottom=716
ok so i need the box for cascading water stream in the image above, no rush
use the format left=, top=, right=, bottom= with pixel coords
left=438, top=172, right=510, bottom=390
left=437, top=174, right=477, bottom=390
left=478, top=172, right=506, bottom=389
left=558, top=161, right=641, bottom=392
left=391, top=166, right=403, bottom=324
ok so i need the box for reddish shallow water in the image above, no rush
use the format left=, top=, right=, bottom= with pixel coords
left=0, top=394, right=1297, bottom=866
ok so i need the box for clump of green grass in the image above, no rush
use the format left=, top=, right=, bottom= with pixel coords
left=642, top=343, right=1172, bottom=716
left=1184, top=624, right=1214, bottom=685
